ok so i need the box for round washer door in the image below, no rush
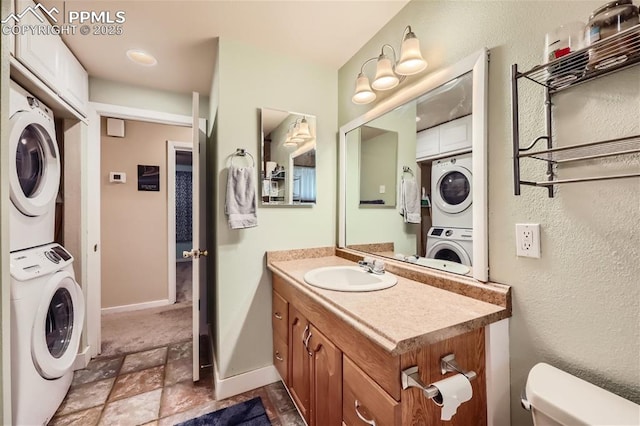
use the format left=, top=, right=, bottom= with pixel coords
left=31, top=271, right=85, bottom=379
left=434, top=165, right=472, bottom=214
left=426, top=241, right=471, bottom=266
left=9, top=111, right=60, bottom=217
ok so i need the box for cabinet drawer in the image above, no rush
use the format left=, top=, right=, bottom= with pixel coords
left=343, top=356, right=400, bottom=426
left=273, top=334, right=288, bottom=384
left=272, top=291, right=288, bottom=341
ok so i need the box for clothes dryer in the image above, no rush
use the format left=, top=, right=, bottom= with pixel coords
left=10, top=243, right=84, bottom=426
left=425, top=227, right=473, bottom=266
left=431, top=153, right=472, bottom=229
left=9, top=80, right=61, bottom=252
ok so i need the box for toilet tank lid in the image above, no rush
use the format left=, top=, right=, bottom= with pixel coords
left=526, top=363, right=640, bottom=426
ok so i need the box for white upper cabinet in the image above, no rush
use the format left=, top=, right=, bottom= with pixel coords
left=416, top=114, right=472, bottom=161
left=13, top=0, right=89, bottom=115
left=14, top=0, right=64, bottom=90
left=60, top=49, right=89, bottom=113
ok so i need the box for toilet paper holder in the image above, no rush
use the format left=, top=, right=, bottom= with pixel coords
left=401, top=353, right=477, bottom=399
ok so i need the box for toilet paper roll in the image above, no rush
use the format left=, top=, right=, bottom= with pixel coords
left=431, top=374, right=473, bottom=421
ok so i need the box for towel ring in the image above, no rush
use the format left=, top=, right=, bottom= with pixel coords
left=402, top=166, right=414, bottom=176
left=231, top=148, right=255, bottom=167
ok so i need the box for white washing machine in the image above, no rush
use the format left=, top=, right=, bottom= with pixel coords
left=426, top=227, right=473, bottom=266
left=431, top=153, right=472, bottom=229
left=9, top=80, right=61, bottom=252
left=10, top=243, right=85, bottom=426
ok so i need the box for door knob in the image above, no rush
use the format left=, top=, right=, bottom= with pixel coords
left=183, top=249, right=208, bottom=259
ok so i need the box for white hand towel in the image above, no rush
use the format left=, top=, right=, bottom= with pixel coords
left=400, top=177, right=421, bottom=224
left=225, top=165, right=258, bottom=229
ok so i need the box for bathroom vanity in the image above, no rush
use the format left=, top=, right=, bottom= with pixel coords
left=267, top=247, right=511, bottom=425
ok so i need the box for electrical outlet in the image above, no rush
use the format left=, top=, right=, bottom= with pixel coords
left=516, top=223, right=541, bottom=258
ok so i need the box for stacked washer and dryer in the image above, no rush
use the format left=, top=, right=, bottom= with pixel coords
left=8, top=81, right=85, bottom=425
left=425, top=152, right=474, bottom=268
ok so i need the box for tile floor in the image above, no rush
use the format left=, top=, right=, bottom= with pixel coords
left=50, top=340, right=304, bottom=426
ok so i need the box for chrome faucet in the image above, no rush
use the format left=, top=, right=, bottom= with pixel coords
left=358, top=258, right=385, bottom=275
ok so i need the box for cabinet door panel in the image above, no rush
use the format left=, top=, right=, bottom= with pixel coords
left=272, top=291, right=288, bottom=341
left=288, top=306, right=311, bottom=423
left=439, top=114, right=472, bottom=154
left=310, top=325, right=342, bottom=426
left=60, top=48, right=88, bottom=114
left=273, top=334, right=288, bottom=384
left=416, top=127, right=439, bottom=161
left=343, top=355, right=400, bottom=426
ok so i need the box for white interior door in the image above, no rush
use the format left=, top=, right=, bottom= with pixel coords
left=190, top=92, right=207, bottom=381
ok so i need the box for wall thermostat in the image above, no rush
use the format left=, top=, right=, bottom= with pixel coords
left=109, top=172, right=126, bottom=183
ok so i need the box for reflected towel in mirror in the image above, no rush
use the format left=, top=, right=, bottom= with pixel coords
left=225, top=165, right=258, bottom=229
left=400, top=177, right=421, bottom=224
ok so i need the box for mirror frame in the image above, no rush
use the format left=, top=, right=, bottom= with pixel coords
left=259, top=108, right=317, bottom=207
left=338, top=48, right=489, bottom=282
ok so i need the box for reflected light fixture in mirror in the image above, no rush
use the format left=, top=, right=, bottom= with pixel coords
left=351, top=25, right=428, bottom=104
left=283, top=117, right=313, bottom=147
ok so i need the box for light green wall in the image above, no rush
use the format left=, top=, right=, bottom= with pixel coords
left=345, top=104, right=419, bottom=256
left=214, top=38, right=337, bottom=378
left=89, top=77, right=210, bottom=118
left=339, top=1, right=639, bottom=425
left=360, top=130, right=398, bottom=205
left=0, top=0, right=10, bottom=420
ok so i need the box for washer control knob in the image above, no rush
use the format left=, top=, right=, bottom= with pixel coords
left=445, top=229, right=454, bottom=237
left=45, top=250, right=61, bottom=264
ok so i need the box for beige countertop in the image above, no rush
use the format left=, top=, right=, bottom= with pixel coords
left=267, top=253, right=510, bottom=355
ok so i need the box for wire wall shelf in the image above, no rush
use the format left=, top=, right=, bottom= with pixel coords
left=511, top=24, right=640, bottom=197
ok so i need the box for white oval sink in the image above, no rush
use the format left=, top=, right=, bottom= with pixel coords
left=303, top=266, right=397, bottom=292
left=415, top=257, right=470, bottom=275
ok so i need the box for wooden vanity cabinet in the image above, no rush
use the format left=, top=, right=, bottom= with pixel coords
left=272, top=291, right=288, bottom=383
left=272, top=274, right=487, bottom=426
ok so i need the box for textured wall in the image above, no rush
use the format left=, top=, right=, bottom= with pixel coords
left=213, top=38, right=337, bottom=379
left=100, top=118, right=192, bottom=308
left=338, top=1, right=639, bottom=425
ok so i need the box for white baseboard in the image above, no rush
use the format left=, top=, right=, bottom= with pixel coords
left=101, top=299, right=170, bottom=315
left=73, top=345, right=91, bottom=371
left=214, top=364, right=280, bottom=400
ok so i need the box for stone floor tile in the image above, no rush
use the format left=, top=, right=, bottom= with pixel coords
left=99, top=388, right=162, bottom=426
left=159, top=379, right=215, bottom=418
left=167, top=340, right=192, bottom=362
left=72, top=357, right=123, bottom=387
left=164, top=357, right=192, bottom=386
left=49, top=406, right=103, bottom=426
left=109, top=365, right=164, bottom=402
left=157, top=401, right=219, bottom=426
left=120, top=347, right=168, bottom=374
left=55, top=378, right=115, bottom=416
left=265, top=380, right=297, bottom=414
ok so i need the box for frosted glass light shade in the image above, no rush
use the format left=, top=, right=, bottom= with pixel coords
left=372, top=55, right=399, bottom=90
left=352, top=73, right=376, bottom=104
left=396, top=33, right=427, bottom=75
left=295, top=117, right=312, bottom=139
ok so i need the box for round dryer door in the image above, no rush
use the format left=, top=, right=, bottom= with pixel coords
left=31, top=271, right=84, bottom=379
left=434, top=166, right=472, bottom=214
left=9, top=111, right=60, bottom=217
left=426, top=241, right=472, bottom=266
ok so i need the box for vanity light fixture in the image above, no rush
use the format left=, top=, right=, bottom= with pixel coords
left=351, top=25, right=428, bottom=105
left=126, top=49, right=158, bottom=66
left=283, top=117, right=313, bottom=147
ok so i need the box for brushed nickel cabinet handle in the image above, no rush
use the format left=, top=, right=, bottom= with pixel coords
left=304, top=330, right=313, bottom=356
left=355, top=400, right=376, bottom=426
left=275, top=351, right=284, bottom=362
left=274, top=312, right=282, bottom=320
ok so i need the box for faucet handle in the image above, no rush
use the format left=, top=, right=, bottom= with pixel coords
left=373, top=259, right=385, bottom=273
left=363, top=256, right=374, bottom=264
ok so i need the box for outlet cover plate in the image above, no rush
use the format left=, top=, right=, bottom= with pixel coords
left=516, top=223, right=541, bottom=258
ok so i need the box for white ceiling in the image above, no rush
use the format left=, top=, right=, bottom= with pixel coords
left=41, top=1, right=410, bottom=95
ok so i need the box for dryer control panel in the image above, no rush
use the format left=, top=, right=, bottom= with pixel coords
left=10, top=243, right=74, bottom=281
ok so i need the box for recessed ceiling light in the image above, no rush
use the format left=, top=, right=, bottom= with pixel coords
left=126, top=49, right=157, bottom=66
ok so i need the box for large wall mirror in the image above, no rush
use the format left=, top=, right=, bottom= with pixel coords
left=260, top=108, right=317, bottom=206
left=339, top=49, right=488, bottom=282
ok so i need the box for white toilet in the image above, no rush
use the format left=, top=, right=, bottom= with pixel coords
left=524, top=363, right=640, bottom=425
